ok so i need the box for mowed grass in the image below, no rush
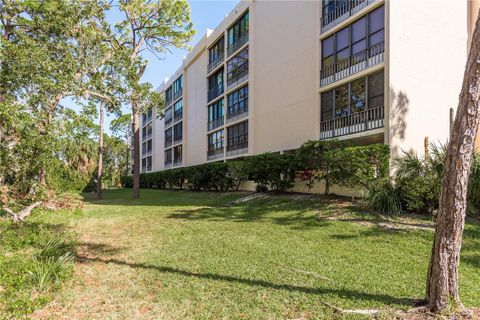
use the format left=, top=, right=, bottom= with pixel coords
left=31, top=189, right=480, bottom=319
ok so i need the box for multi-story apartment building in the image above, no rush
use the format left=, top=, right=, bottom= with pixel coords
left=140, top=0, right=480, bottom=181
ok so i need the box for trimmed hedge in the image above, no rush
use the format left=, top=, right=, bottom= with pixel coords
left=121, top=141, right=390, bottom=194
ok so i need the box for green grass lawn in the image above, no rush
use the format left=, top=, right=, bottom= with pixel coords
left=3, top=189, right=480, bottom=319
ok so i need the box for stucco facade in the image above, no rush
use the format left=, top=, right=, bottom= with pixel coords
left=140, top=0, right=480, bottom=180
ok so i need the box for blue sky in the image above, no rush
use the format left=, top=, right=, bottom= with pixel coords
left=99, top=0, right=239, bottom=133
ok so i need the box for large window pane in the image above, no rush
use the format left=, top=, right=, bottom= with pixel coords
left=369, top=6, right=384, bottom=34
left=322, top=36, right=334, bottom=57
left=351, top=17, right=366, bottom=43
left=350, top=78, right=366, bottom=112
left=321, top=90, right=334, bottom=121
left=336, top=28, right=349, bottom=50
left=368, top=71, right=384, bottom=108
left=335, top=84, right=349, bottom=117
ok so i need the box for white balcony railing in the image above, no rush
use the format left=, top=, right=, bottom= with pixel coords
left=320, top=42, right=384, bottom=87
left=320, top=105, right=384, bottom=140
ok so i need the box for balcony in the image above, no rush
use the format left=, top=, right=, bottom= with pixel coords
left=207, top=146, right=224, bottom=161
left=226, top=71, right=248, bottom=92
left=227, top=34, right=248, bottom=58
left=174, top=109, right=183, bottom=122
left=226, top=137, right=248, bottom=157
left=320, top=0, right=375, bottom=33
left=320, top=42, right=384, bottom=87
left=208, top=117, right=224, bottom=131
left=208, top=84, right=224, bottom=102
left=226, top=106, right=248, bottom=124
left=208, top=54, right=224, bottom=74
left=173, top=90, right=182, bottom=102
left=173, top=136, right=183, bottom=145
left=320, top=105, right=384, bottom=140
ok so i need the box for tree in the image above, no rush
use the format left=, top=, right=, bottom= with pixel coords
left=424, top=11, right=480, bottom=314
left=111, top=113, right=133, bottom=175
left=111, top=0, right=194, bottom=198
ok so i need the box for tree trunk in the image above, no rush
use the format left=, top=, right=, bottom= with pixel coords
left=425, top=11, right=480, bottom=313
left=96, top=101, right=104, bottom=200
left=125, top=130, right=130, bottom=176
left=132, top=98, right=140, bottom=199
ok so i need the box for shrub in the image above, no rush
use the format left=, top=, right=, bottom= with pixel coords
left=120, top=175, right=133, bottom=188
left=228, top=161, right=250, bottom=190
left=365, top=178, right=402, bottom=214
left=247, top=153, right=298, bottom=193
left=296, top=140, right=390, bottom=195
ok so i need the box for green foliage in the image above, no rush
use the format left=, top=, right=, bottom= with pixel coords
left=365, top=178, right=402, bottom=214
left=0, top=220, right=75, bottom=318
left=29, top=253, right=74, bottom=290
left=296, top=140, right=390, bottom=194
left=247, top=153, right=298, bottom=193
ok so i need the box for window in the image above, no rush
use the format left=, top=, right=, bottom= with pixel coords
left=173, top=75, right=183, bottom=99
left=208, top=129, right=224, bottom=151
left=142, top=156, right=152, bottom=172
left=164, top=107, right=173, bottom=126
left=209, top=37, right=225, bottom=65
left=227, top=121, right=248, bottom=151
left=321, top=6, right=384, bottom=73
left=208, top=68, right=224, bottom=91
left=173, top=145, right=182, bottom=164
left=142, top=139, right=152, bottom=155
left=174, top=99, right=183, bottom=121
left=368, top=71, right=384, bottom=108
left=320, top=71, right=384, bottom=121
left=142, top=123, right=152, bottom=140
left=227, top=11, right=249, bottom=47
left=173, top=122, right=182, bottom=143
left=165, top=127, right=173, bottom=147
left=208, top=68, right=224, bottom=101
left=142, top=109, right=152, bottom=124
left=164, top=148, right=172, bottom=164
left=227, top=47, right=248, bottom=86
left=227, top=85, right=248, bottom=117
left=165, top=86, right=173, bottom=105
left=208, top=99, right=224, bottom=130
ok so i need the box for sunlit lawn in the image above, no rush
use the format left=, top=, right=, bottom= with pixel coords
left=22, top=189, right=480, bottom=319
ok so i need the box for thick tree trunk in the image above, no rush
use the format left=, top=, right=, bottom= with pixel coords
left=96, top=102, right=104, bottom=200
left=425, top=11, right=480, bottom=313
left=132, top=98, right=140, bottom=199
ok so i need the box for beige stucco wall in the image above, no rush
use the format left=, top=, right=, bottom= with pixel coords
left=388, top=0, right=469, bottom=157
left=251, top=0, right=319, bottom=154
left=184, top=49, right=209, bottom=166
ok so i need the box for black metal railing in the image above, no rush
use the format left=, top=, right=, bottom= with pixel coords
left=173, top=90, right=182, bottom=101
left=173, top=136, right=182, bottom=145
left=227, top=105, right=248, bottom=120
left=208, top=117, right=224, bottom=131
left=227, top=34, right=249, bottom=57
left=227, top=136, right=248, bottom=152
left=320, top=42, right=384, bottom=86
left=320, top=105, right=384, bottom=139
left=207, top=146, right=224, bottom=158
left=320, top=0, right=373, bottom=33
left=208, top=84, right=224, bottom=102
left=174, top=109, right=183, bottom=122
left=227, top=66, right=248, bottom=88
left=208, top=54, right=224, bottom=74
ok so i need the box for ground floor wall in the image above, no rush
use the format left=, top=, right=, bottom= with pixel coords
left=238, top=179, right=366, bottom=198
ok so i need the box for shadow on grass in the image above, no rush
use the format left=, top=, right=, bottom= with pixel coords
left=76, top=254, right=419, bottom=308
